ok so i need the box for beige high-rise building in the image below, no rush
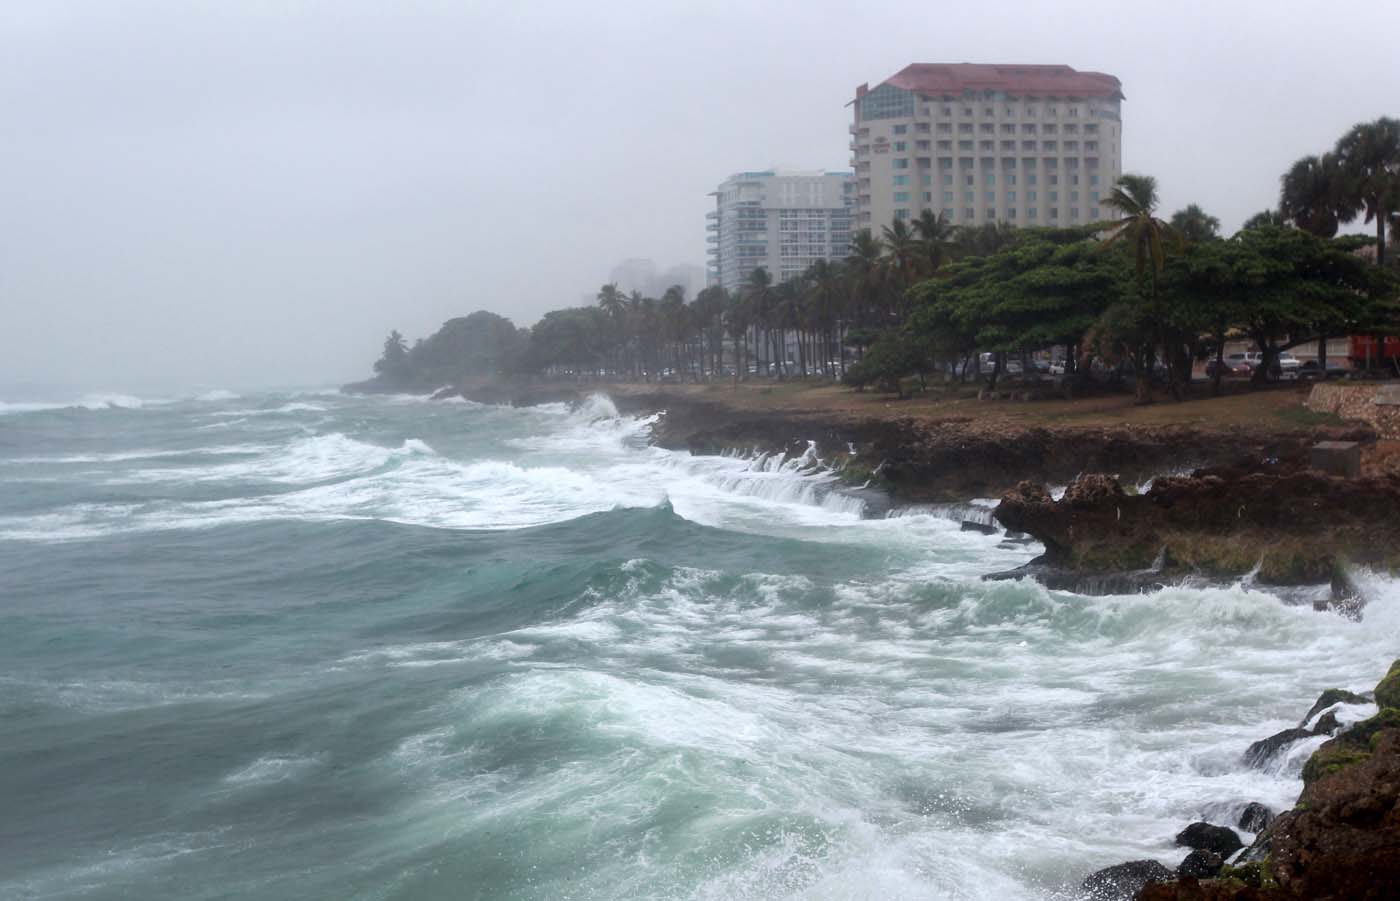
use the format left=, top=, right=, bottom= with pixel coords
left=849, top=64, right=1123, bottom=233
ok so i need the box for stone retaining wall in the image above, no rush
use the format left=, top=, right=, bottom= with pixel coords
left=1306, top=383, right=1400, bottom=438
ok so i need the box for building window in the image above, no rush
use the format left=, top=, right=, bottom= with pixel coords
left=985, top=173, right=996, bottom=186
left=964, top=191, right=974, bottom=203
left=1049, top=207, right=1059, bottom=219
left=1049, top=174, right=1059, bottom=185
left=939, top=157, right=953, bottom=169
left=1090, top=207, right=1099, bottom=218
left=964, top=207, right=975, bottom=219
left=985, top=208, right=995, bottom=220
left=893, top=175, right=909, bottom=185
left=1007, top=208, right=1017, bottom=219
left=1049, top=191, right=1059, bottom=202
left=943, top=191, right=954, bottom=202
left=959, top=141, right=973, bottom=151
left=1043, top=141, right=1057, bottom=152
left=1047, top=106, right=1057, bottom=116
left=1025, top=106, right=1036, bottom=117
left=894, top=192, right=910, bottom=202
left=1028, top=208, right=1037, bottom=219
left=895, top=208, right=910, bottom=219
left=921, top=174, right=932, bottom=185
left=893, top=124, right=908, bottom=134
left=893, top=158, right=909, bottom=169
left=943, top=174, right=952, bottom=185
left=917, top=140, right=931, bottom=150
left=1007, top=174, right=1017, bottom=185
left=941, top=106, right=952, bottom=116
left=922, top=192, right=932, bottom=202
left=894, top=141, right=906, bottom=152
left=964, top=175, right=974, bottom=186
left=916, top=123, right=931, bottom=133
left=1071, top=207, right=1080, bottom=218
left=1089, top=190, right=1099, bottom=201
left=1028, top=190, right=1037, bottom=201
left=1070, top=191, right=1079, bottom=202
left=1007, top=191, right=1016, bottom=202
left=942, top=208, right=954, bottom=218
left=1090, top=174, right=1100, bottom=185
left=963, top=107, right=973, bottom=116
left=1028, top=175, right=1038, bottom=186
left=985, top=191, right=995, bottom=203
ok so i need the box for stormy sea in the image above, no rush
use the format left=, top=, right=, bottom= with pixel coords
left=1, top=390, right=1395, bottom=900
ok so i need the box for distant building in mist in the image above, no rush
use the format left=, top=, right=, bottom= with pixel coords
left=706, top=169, right=856, bottom=293
left=850, top=63, right=1123, bottom=232
left=606, top=259, right=706, bottom=300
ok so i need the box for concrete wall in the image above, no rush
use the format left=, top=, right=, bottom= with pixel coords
left=1306, top=383, right=1400, bottom=439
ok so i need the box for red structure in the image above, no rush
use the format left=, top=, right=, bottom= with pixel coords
left=1349, top=335, right=1400, bottom=363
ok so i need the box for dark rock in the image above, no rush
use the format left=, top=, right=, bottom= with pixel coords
left=1174, top=822, right=1244, bottom=857
left=1243, top=727, right=1314, bottom=768
left=1237, top=802, right=1274, bottom=834
left=1081, top=860, right=1174, bottom=900
left=981, top=557, right=1172, bottom=596
left=993, top=467, right=1400, bottom=586
left=1312, top=710, right=1340, bottom=735
left=960, top=519, right=998, bottom=535
left=1300, top=687, right=1369, bottom=726
left=1176, top=849, right=1224, bottom=879
left=1267, top=728, right=1400, bottom=897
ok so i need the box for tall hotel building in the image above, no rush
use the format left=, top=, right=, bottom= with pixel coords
left=706, top=169, right=855, bottom=293
left=850, top=64, right=1123, bottom=231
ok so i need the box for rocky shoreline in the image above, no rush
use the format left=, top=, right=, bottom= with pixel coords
left=1085, top=659, right=1400, bottom=900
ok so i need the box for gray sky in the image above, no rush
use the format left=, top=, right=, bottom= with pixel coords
left=3, top=0, right=1397, bottom=393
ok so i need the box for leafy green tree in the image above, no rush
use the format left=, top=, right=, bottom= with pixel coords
left=372, top=330, right=411, bottom=384
left=1169, top=204, right=1222, bottom=243
left=1241, top=210, right=1286, bottom=230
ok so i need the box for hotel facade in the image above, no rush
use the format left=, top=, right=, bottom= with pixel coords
left=850, top=63, right=1123, bottom=232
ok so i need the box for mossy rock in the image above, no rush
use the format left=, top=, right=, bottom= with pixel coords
left=1374, top=659, right=1400, bottom=710
left=1337, top=708, right=1400, bottom=749
left=1301, top=743, right=1372, bottom=785
left=1219, top=859, right=1278, bottom=889
left=1301, top=688, right=1370, bottom=725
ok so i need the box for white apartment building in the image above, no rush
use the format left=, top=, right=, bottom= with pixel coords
left=850, top=64, right=1123, bottom=232
left=706, top=169, right=856, bottom=292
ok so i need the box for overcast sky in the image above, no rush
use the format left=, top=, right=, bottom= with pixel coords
left=3, top=0, right=1397, bottom=394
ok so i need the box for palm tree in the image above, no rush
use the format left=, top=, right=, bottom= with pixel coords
left=1241, top=209, right=1286, bottom=230
left=880, top=217, right=925, bottom=318
left=596, top=283, right=628, bottom=378
left=1169, top=204, right=1221, bottom=243
left=1333, top=117, right=1400, bottom=268
left=805, top=258, right=845, bottom=377
left=1280, top=154, right=1342, bottom=237
left=1100, top=174, right=1179, bottom=403
left=912, top=209, right=955, bottom=273
left=846, top=229, right=886, bottom=331
left=744, top=267, right=775, bottom=377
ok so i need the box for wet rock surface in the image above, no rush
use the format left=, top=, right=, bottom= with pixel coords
left=1132, top=659, right=1400, bottom=900
left=1237, top=803, right=1275, bottom=834
left=994, top=464, right=1400, bottom=586
left=1082, top=860, right=1175, bottom=900
left=1175, top=823, right=1244, bottom=857
left=1176, top=850, right=1225, bottom=879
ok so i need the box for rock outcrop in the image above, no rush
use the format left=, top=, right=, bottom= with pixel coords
left=994, top=466, right=1400, bottom=586
left=1134, top=659, right=1400, bottom=900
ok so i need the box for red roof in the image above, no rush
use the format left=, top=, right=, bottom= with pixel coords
left=863, top=63, right=1122, bottom=100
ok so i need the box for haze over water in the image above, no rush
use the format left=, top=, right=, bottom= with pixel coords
left=1, top=391, right=1396, bottom=899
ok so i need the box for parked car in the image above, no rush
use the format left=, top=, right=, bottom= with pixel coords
left=1298, top=360, right=1351, bottom=380
left=1048, top=361, right=1067, bottom=376
left=1276, top=352, right=1301, bottom=379
left=1205, top=358, right=1249, bottom=378
left=1224, top=351, right=1259, bottom=373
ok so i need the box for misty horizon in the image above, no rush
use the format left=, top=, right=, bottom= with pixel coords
left=4, top=0, right=1397, bottom=394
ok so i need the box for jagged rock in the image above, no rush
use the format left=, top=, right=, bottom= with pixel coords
left=960, top=519, right=998, bottom=534
left=1176, top=849, right=1225, bottom=879
left=1243, top=727, right=1315, bottom=768
left=1312, top=710, right=1340, bottom=735
left=994, top=468, right=1400, bottom=586
left=1300, top=688, right=1369, bottom=725
left=1237, top=802, right=1274, bottom=834
left=1174, top=822, right=1244, bottom=857
left=1081, top=860, right=1174, bottom=900
left=1267, top=727, right=1400, bottom=896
